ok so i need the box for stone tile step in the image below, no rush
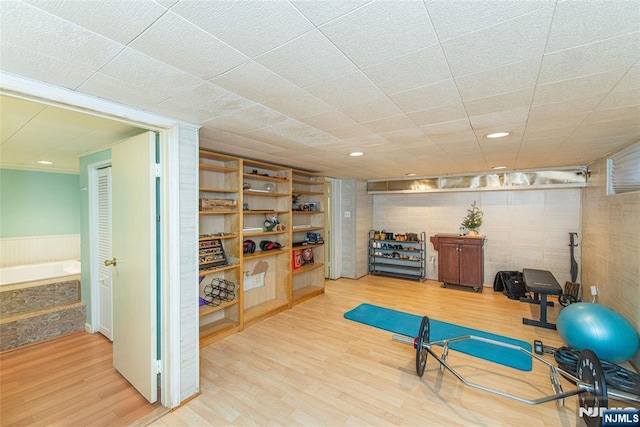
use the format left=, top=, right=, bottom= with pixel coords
left=0, top=302, right=86, bottom=352
left=0, top=277, right=80, bottom=317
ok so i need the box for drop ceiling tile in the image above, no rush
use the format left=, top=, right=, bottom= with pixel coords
left=463, top=88, right=534, bottom=117
left=78, top=72, right=168, bottom=110
left=171, top=0, right=313, bottom=57
left=426, top=0, right=554, bottom=41
left=255, top=118, right=339, bottom=147
left=339, top=96, right=404, bottom=123
left=441, top=7, right=553, bottom=77
left=455, top=58, right=540, bottom=101
left=298, top=110, right=358, bottom=130
left=360, top=115, right=416, bottom=133
left=390, top=79, right=461, bottom=113
left=305, top=71, right=385, bottom=109
left=539, top=32, right=640, bottom=84
left=155, top=83, right=254, bottom=123
left=129, top=12, right=248, bottom=80
left=585, top=106, right=640, bottom=125
left=325, top=124, right=377, bottom=140
left=596, top=88, right=640, bottom=111
left=0, top=96, right=47, bottom=143
left=290, top=0, right=371, bottom=26
left=99, top=48, right=203, bottom=98
left=421, top=118, right=473, bottom=135
left=526, top=110, right=589, bottom=132
left=202, top=104, right=289, bottom=135
left=262, top=86, right=333, bottom=119
left=1, top=1, right=123, bottom=70
left=200, top=128, right=285, bottom=154
left=255, top=29, right=358, bottom=88
left=407, top=103, right=468, bottom=127
left=362, top=44, right=451, bottom=95
left=532, top=68, right=627, bottom=105
left=545, top=1, right=640, bottom=52
left=154, top=0, right=179, bottom=7
left=319, top=0, right=437, bottom=68
left=210, top=60, right=301, bottom=103
left=428, top=130, right=478, bottom=145
left=380, top=127, right=431, bottom=145
left=24, top=0, right=167, bottom=45
left=614, top=63, right=640, bottom=91
left=0, top=41, right=96, bottom=90
left=469, top=108, right=529, bottom=131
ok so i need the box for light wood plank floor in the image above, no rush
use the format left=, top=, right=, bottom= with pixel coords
left=0, top=331, right=166, bottom=427
left=154, top=276, right=630, bottom=427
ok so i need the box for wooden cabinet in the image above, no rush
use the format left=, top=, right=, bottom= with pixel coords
left=430, top=234, right=485, bottom=292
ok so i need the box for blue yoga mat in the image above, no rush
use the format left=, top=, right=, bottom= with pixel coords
left=344, top=303, right=532, bottom=371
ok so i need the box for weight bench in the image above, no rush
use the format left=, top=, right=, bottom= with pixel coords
left=520, top=268, right=562, bottom=330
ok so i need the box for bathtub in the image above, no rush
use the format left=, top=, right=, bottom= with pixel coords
left=0, top=260, right=81, bottom=286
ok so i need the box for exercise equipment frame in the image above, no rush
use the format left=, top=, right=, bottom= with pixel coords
left=392, top=316, right=640, bottom=427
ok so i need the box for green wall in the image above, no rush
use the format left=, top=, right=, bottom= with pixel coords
left=79, top=149, right=112, bottom=323
left=0, top=169, right=80, bottom=238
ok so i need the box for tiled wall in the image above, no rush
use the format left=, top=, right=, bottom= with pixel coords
left=340, top=179, right=373, bottom=279
left=582, top=157, right=639, bottom=367
left=372, top=189, right=582, bottom=286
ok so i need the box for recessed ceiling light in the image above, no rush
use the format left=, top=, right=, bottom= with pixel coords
left=484, top=132, right=511, bottom=139
left=406, top=173, right=417, bottom=176
left=349, top=151, right=364, bottom=157
left=36, top=160, right=54, bottom=165
left=492, top=166, right=507, bottom=170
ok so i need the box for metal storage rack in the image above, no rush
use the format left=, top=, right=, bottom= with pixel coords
left=368, top=230, right=426, bottom=281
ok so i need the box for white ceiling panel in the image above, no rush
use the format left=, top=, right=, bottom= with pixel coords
left=539, top=32, right=640, bottom=84
left=319, top=0, right=438, bottom=68
left=171, top=0, right=313, bottom=58
left=362, top=44, right=451, bottom=95
left=1, top=1, right=123, bottom=70
left=1, top=96, right=47, bottom=142
left=255, top=29, right=358, bottom=89
left=0, top=41, right=96, bottom=90
left=425, top=0, right=554, bottom=41
left=441, top=6, right=553, bottom=77
left=99, top=48, right=203, bottom=98
left=128, top=11, right=248, bottom=80
left=390, top=79, right=461, bottom=113
left=290, top=0, right=371, bottom=26
left=24, top=0, right=167, bottom=45
left=546, top=0, right=640, bottom=52
left=1, top=1, right=639, bottom=179
left=210, top=60, right=301, bottom=104
left=305, top=71, right=385, bottom=109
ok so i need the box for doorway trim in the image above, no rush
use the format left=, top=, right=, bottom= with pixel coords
left=88, top=159, right=112, bottom=335
left=1, top=71, right=201, bottom=409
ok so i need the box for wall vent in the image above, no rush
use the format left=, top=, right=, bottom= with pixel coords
left=367, top=167, right=588, bottom=194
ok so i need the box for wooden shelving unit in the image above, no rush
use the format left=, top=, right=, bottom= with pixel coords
left=198, top=151, right=242, bottom=347
left=291, top=169, right=326, bottom=304
left=197, top=150, right=326, bottom=345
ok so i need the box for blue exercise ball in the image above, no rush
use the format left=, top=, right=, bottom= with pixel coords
left=557, top=302, right=639, bottom=364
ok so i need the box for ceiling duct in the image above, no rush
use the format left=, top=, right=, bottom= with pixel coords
left=367, top=167, right=588, bottom=194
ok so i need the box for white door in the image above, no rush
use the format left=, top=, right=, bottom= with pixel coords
left=109, top=131, right=158, bottom=403
left=97, top=166, right=113, bottom=340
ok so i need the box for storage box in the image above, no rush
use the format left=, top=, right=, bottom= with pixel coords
left=199, top=198, right=237, bottom=211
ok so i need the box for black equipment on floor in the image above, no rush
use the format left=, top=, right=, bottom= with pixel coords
left=493, top=271, right=526, bottom=299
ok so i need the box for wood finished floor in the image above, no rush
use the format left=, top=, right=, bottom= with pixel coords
left=154, top=276, right=630, bottom=427
left=0, top=331, right=165, bottom=427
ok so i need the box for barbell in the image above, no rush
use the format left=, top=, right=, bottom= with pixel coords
left=392, top=316, right=640, bottom=427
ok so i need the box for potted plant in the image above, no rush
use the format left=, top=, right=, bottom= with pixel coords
left=462, top=201, right=483, bottom=236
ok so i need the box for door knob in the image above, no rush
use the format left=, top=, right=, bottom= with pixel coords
left=104, top=258, right=117, bottom=267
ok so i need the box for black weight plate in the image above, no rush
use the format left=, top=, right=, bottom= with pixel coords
left=416, top=316, right=430, bottom=377
left=577, top=349, right=608, bottom=427
left=558, top=294, right=577, bottom=307
left=605, top=365, right=640, bottom=396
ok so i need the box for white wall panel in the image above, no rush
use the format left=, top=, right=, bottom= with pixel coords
left=0, top=234, right=80, bottom=268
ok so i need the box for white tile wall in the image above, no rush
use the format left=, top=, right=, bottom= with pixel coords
left=582, top=157, right=640, bottom=367
left=0, top=234, right=80, bottom=268
left=372, top=189, right=582, bottom=286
